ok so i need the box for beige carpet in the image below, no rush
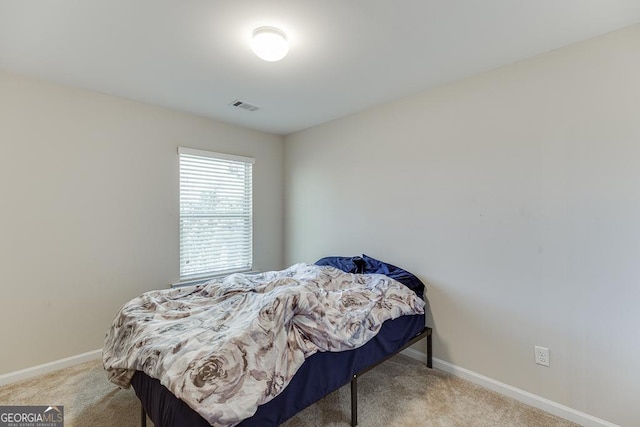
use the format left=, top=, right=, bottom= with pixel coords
left=0, top=354, right=578, bottom=427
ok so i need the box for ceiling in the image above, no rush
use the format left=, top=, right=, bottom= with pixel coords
left=1, top=1, right=639, bottom=136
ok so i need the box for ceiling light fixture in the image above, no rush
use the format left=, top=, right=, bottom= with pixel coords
left=251, top=26, right=289, bottom=62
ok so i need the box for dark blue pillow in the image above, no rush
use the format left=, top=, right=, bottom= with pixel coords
left=315, top=254, right=425, bottom=298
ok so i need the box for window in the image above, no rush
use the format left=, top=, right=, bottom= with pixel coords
left=178, top=147, right=254, bottom=280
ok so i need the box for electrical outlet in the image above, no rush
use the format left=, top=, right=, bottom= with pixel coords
left=535, top=345, right=550, bottom=367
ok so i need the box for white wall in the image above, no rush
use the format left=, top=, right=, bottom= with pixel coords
left=0, top=71, right=284, bottom=374
left=284, top=24, right=640, bottom=426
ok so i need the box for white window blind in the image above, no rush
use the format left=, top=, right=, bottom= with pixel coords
left=179, top=147, right=254, bottom=280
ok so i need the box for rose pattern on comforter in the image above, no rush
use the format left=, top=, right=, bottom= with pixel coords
left=103, top=263, right=425, bottom=426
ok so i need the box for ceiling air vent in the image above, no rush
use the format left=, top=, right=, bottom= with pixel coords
left=230, top=100, right=260, bottom=112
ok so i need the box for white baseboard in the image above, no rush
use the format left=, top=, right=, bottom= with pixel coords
left=401, top=348, right=619, bottom=427
left=0, top=349, right=102, bottom=386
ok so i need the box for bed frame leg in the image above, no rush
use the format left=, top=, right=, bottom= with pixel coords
left=141, top=403, right=147, bottom=427
left=427, top=327, right=433, bottom=369
left=351, top=374, right=358, bottom=426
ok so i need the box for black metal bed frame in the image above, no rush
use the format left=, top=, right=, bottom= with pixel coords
left=349, top=326, right=432, bottom=426
left=141, top=326, right=432, bottom=427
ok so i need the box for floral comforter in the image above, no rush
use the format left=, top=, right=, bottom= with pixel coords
left=103, top=263, right=425, bottom=426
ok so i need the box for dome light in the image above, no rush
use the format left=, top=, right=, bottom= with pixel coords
left=251, top=26, right=289, bottom=62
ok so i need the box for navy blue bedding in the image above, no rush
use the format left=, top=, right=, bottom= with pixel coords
left=131, top=256, right=426, bottom=427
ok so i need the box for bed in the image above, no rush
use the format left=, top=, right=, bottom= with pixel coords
left=105, top=254, right=432, bottom=427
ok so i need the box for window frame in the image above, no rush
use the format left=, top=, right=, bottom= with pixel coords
left=178, top=147, right=254, bottom=281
